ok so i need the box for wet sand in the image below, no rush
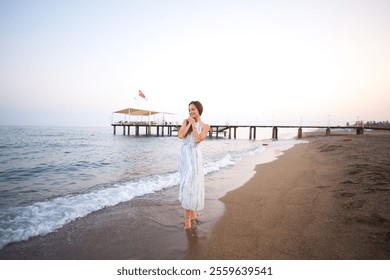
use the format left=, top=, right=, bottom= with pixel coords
left=1, top=130, right=389, bottom=259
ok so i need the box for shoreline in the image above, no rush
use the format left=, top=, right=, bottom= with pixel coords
left=0, top=139, right=299, bottom=259
left=1, top=131, right=389, bottom=259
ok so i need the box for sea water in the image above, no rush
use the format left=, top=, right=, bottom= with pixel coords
left=0, top=125, right=305, bottom=249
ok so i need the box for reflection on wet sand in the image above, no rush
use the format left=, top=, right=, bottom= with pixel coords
left=185, top=220, right=202, bottom=259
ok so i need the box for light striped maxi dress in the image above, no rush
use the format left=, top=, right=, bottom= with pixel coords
left=178, top=122, right=205, bottom=211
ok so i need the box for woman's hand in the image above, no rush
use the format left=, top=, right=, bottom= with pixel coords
left=178, top=118, right=193, bottom=139
left=187, top=117, right=196, bottom=126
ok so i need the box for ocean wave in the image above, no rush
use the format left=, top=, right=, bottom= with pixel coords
left=0, top=171, right=180, bottom=249
left=0, top=144, right=267, bottom=249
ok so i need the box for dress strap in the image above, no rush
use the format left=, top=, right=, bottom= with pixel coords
left=195, top=122, right=202, bottom=132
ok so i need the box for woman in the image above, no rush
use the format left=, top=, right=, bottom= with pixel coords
left=178, top=101, right=210, bottom=229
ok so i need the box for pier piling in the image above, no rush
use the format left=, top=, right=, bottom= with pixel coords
left=356, top=127, right=364, bottom=135
left=298, top=127, right=302, bottom=139
left=272, top=127, right=278, bottom=140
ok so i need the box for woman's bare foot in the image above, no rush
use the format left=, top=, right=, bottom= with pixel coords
left=184, top=218, right=192, bottom=229
left=190, top=210, right=198, bottom=221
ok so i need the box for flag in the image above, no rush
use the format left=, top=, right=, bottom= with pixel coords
left=139, top=90, right=146, bottom=99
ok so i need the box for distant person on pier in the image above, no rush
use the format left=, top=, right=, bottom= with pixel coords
left=178, top=101, right=210, bottom=229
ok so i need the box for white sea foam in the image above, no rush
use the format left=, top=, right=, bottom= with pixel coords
left=0, top=171, right=181, bottom=249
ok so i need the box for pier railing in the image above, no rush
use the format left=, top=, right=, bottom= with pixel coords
left=111, top=123, right=390, bottom=140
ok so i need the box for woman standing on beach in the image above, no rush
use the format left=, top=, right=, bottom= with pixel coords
left=178, top=101, right=210, bottom=229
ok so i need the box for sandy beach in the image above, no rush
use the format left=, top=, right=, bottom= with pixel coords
left=202, top=130, right=390, bottom=259
left=1, top=130, right=389, bottom=259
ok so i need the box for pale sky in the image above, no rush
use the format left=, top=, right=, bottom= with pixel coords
left=0, top=0, right=389, bottom=127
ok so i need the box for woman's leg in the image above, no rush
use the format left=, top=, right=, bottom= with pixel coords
left=184, top=209, right=192, bottom=229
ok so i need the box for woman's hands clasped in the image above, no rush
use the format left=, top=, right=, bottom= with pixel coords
left=187, top=117, right=196, bottom=126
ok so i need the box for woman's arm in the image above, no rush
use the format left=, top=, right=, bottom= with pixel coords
left=193, top=123, right=210, bottom=144
left=178, top=119, right=191, bottom=139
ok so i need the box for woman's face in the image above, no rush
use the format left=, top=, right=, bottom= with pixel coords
left=189, top=104, right=199, bottom=119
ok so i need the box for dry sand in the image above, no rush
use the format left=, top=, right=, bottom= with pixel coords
left=201, top=131, right=390, bottom=259
left=1, top=130, right=389, bottom=259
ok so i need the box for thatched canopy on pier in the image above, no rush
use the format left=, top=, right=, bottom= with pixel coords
left=114, top=107, right=171, bottom=116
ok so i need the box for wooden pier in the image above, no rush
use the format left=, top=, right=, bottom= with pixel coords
left=112, top=123, right=389, bottom=140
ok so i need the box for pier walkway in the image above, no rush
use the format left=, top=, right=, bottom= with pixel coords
left=111, top=123, right=390, bottom=140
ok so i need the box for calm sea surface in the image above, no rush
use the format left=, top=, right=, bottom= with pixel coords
left=0, top=125, right=303, bottom=249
